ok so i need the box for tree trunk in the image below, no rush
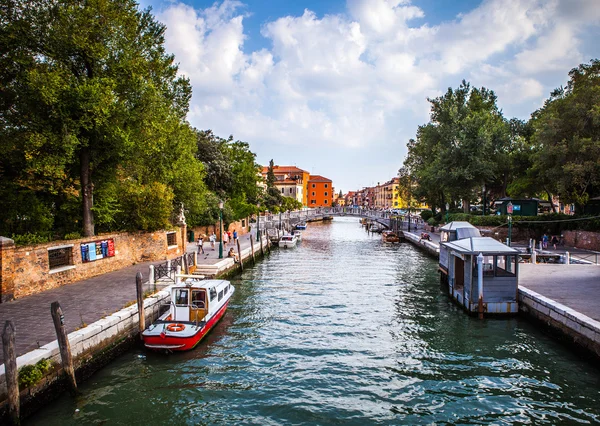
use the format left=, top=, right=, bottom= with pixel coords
left=545, top=189, right=556, bottom=213
left=462, top=198, right=470, bottom=214
left=80, top=148, right=95, bottom=237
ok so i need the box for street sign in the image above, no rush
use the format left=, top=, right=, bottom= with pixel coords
left=507, top=202, right=513, bottom=214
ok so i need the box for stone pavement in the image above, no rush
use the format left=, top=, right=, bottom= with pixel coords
left=0, top=231, right=261, bottom=364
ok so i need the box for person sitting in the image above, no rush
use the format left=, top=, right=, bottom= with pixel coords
left=420, top=232, right=431, bottom=241
left=228, top=247, right=239, bottom=263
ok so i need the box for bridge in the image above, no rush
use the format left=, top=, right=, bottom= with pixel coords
left=257, top=207, right=421, bottom=232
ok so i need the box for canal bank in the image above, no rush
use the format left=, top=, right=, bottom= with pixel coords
left=400, top=228, right=600, bottom=361
left=0, top=234, right=271, bottom=423
left=24, top=218, right=600, bottom=424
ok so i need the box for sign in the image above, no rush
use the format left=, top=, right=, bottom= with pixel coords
left=81, top=238, right=116, bottom=263
left=507, top=202, right=513, bottom=214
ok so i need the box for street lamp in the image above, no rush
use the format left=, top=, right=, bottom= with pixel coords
left=218, top=200, right=224, bottom=259
left=507, top=202, right=513, bottom=247
left=256, top=203, right=261, bottom=242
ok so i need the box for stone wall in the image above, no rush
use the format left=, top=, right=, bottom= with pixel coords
left=0, top=229, right=184, bottom=301
left=189, top=217, right=251, bottom=242
left=562, top=230, right=600, bottom=251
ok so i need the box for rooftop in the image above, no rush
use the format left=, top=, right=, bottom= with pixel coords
left=308, top=175, right=332, bottom=182
left=442, top=237, right=519, bottom=255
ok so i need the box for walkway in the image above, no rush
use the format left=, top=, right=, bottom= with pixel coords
left=0, top=232, right=259, bottom=363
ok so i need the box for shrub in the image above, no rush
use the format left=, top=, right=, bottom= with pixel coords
left=11, top=232, right=52, bottom=246
left=64, top=231, right=82, bottom=240
left=427, top=217, right=439, bottom=226
left=420, top=210, right=434, bottom=222
left=18, top=359, right=52, bottom=389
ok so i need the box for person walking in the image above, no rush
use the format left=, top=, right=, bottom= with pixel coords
left=197, top=236, right=204, bottom=254
left=210, top=232, right=216, bottom=250
left=223, top=230, right=229, bottom=246
left=542, top=233, right=549, bottom=249
left=227, top=231, right=232, bottom=245
left=551, top=235, right=559, bottom=250
left=233, top=229, right=238, bottom=244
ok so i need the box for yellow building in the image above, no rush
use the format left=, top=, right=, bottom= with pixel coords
left=261, top=165, right=310, bottom=206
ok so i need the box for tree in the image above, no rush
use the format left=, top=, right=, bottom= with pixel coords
left=529, top=59, right=600, bottom=210
left=0, top=0, right=195, bottom=236
left=265, top=159, right=282, bottom=211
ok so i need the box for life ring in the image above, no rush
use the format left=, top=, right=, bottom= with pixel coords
left=166, top=323, right=185, bottom=332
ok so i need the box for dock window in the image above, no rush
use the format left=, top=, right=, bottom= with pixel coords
left=473, top=255, right=494, bottom=277
left=496, top=255, right=516, bottom=277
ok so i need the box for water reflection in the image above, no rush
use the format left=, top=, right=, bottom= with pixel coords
left=27, top=218, right=600, bottom=425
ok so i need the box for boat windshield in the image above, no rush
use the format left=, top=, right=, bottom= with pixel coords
left=175, top=289, right=189, bottom=306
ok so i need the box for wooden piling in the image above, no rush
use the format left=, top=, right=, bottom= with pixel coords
left=135, top=272, right=145, bottom=339
left=2, top=320, right=19, bottom=425
left=236, top=239, right=244, bottom=272
left=260, top=231, right=265, bottom=256
left=50, top=302, right=77, bottom=395
left=250, top=236, right=256, bottom=265
left=183, top=254, right=189, bottom=275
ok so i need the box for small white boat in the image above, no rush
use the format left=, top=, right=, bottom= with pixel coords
left=278, top=234, right=298, bottom=248
left=292, top=230, right=302, bottom=241
left=142, top=278, right=234, bottom=352
left=295, top=222, right=307, bottom=230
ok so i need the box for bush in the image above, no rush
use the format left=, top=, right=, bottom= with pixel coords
left=64, top=232, right=82, bottom=240
left=18, top=359, right=52, bottom=389
left=427, top=217, right=439, bottom=226
left=11, top=232, right=52, bottom=246
left=420, top=210, right=434, bottom=222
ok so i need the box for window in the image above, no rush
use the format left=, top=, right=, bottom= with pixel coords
left=311, top=200, right=316, bottom=205
left=175, top=289, right=189, bottom=306
left=281, top=188, right=285, bottom=194
left=289, top=188, right=293, bottom=194
left=473, top=255, right=494, bottom=277
left=312, top=183, right=316, bottom=188
left=210, top=288, right=217, bottom=301
left=324, top=192, right=328, bottom=196
left=218, top=290, right=223, bottom=301
left=241, top=219, right=246, bottom=227
left=496, top=255, right=516, bottom=277
left=191, top=290, right=206, bottom=308
left=312, top=191, right=315, bottom=196
left=48, top=246, right=73, bottom=270
left=324, top=200, right=328, bottom=204
left=167, top=232, right=177, bottom=247
left=325, top=184, right=328, bottom=188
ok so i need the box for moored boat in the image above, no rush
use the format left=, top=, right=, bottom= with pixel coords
left=142, top=278, right=234, bottom=352
left=295, top=222, right=307, bottom=230
left=292, top=230, right=302, bottom=241
left=278, top=234, right=298, bottom=248
left=382, top=230, right=400, bottom=243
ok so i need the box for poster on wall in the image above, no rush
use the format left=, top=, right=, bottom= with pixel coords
left=81, top=238, right=115, bottom=263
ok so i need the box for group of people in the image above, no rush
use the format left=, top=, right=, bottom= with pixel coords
left=196, top=229, right=239, bottom=255
left=542, top=234, right=561, bottom=250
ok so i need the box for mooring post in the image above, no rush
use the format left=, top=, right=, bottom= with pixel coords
left=2, top=321, right=19, bottom=425
left=50, top=302, right=77, bottom=395
left=565, top=251, right=570, bottom=265
left=531, top=249, right=537, bottom=264
left=237, top=239, right=244, bottom=272
left=136, top=272, right=145, bottom=340
left=250, top=236, right=256, bottom=265
left=175, top=265, right=182, bottom=285
left=260, top=231, right=265, bottom=256
left=193, top=250, right=198, bottom=267
left=477, top=253, right=484, bottom=320
left=183, top=254, right=189, bottom=275
left=149, top=265, right=155, bottom=287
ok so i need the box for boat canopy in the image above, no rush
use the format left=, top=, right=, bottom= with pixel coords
left=442, top=237, right=519, bottom=255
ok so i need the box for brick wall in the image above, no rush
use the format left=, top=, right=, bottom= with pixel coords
left=563, top=230, right=600, bottom=251
left=0, top=229, right=184, bottom=301
left=190, top=218, right=250, bottom=242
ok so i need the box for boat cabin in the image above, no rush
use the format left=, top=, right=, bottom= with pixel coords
left=171, top=279, right=232, bottom=323
left=440, top=237, right=519, bottom=315
left=439, top=221, right=481, bottom=243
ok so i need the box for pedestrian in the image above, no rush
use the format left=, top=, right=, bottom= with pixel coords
left=223, top=231, right=229, bottom=245
left=233, top=229, right=238, bottom=244
left=210, top=232, right=216, bottom=250
left=551, top=235, right=559, bottom=250
left=227, top=231, right=232, bottom=245
left=542, top=233, right=549, bottom=249
left=197, top=236, right=204, bottom=254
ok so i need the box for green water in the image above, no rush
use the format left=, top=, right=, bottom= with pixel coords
left=27, top=218, right=600, bottom=424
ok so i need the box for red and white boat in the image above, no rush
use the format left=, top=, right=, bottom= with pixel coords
left=142, top=278, right=234, bottom=352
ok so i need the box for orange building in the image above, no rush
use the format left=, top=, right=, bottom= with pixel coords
left=261, top=165, right=310, bottom=206
left=308, top=175, right=334, bottom=207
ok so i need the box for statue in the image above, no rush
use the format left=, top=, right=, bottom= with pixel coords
left=176, top=202, right=186, bottom=226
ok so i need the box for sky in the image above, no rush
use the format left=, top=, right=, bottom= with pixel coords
left=139, top=0, right=600, bottom=193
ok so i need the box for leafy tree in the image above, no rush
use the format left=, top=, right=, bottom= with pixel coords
left=265, top=159, right=282, bottom=211
left=529, top=59, right=600, bottom=210
left=0, top=0, right=196, bottom=236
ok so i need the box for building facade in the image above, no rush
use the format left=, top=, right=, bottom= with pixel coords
left=308, top=175, right=334, bottom=207
left=261, top=165, right=310, bottom=206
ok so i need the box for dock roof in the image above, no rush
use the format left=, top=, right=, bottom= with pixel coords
left=440, top=221, right=478, bottom=231
left=442, top=237, right=519, bottom=255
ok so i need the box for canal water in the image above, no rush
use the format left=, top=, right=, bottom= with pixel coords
left=28, top=218, right=600, bottom=425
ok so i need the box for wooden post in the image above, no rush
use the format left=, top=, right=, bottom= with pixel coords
left=260, top=231, right=265, bottom=256
left=136, top=272, right=145, bottom=340
left=2, top=321, right=19, bottom=425
left=250, top=236, right=256, bottom=265
left=236, top=239, right=244, bottom=271
left=183, top=254, right=189, bottom=275
left=50, top=302, right=77, bottom=395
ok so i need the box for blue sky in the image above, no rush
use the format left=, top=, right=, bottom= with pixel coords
left=140, top=0, right=600, bottom=193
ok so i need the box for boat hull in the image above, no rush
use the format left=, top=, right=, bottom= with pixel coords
left=142, top=300, right=230, bottom=351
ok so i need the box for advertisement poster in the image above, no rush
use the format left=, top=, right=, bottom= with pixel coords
left=81, top=239, right=116, bottom=263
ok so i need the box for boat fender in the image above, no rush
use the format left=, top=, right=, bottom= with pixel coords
left=166, top=323, right=186, bottom=332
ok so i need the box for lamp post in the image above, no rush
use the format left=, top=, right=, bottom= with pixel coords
left=256, top=203, right=261, bottom=242
left=507, top=202, right=513, bottom=247
left=218, top=200, right=224, bottom=259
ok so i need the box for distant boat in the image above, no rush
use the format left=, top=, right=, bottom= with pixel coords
left=295, top=222, right=307, bottom=230
left=292, top=230, right=302, bottom=241
left=382, top=231, right=400, bottom=243
left=278, top=234, right=298, bottom=248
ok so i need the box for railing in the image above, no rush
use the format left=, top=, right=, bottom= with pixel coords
left=569, top=251, right=599, bottom=265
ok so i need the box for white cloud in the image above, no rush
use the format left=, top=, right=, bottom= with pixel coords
left=155, top=0, right=600, bottom=190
